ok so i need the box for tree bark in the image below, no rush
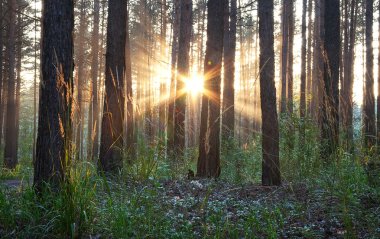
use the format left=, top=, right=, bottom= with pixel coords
left=258, top=0, right=281, bottom=186
left=222, top=0, right=237, bottom=142
left=167, top=0, right=180, bottom=155
left=300, top=0, right=307, bottom=138
left=197, top=0, right=226, bottom=178
left=363, top=0, right=375, bottom=149
left=4, top=0, right=18, bottom=169
left=320, top=0, right=340, bottom=159
left=34, top=0, right=74, bottom=190
left=89, top=0, right=100, bottom=160
left=99, top=0, right=126, bottom=173
left=173, top=0, right=192, bottom=157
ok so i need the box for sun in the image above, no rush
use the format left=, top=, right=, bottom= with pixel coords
left=184, top=74, right=204, bottom=95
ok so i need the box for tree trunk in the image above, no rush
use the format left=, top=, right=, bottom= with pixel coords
left=75, top=0, right=87, bottom=160
left=258, top=0, right=281, bottom=186
left=0, top=1, right=3, bottom=147
left=363, top=0, right=375, bottom=149
left=173, top=0, right=192, bottom=157
left=34, top=0, right=74, bottom=190
left=167, top=0, right=180, bottom=155
left=99, top=0, right=126, bottom=173
left=15, top=11, right=22, bottom=161
left=306, top=0, right=312, bottom=115
left=125, top=4, right=135, bottom=159
left=287, top=0, right=294, bottom=114
left=4, top=0, right=17, bottom=169
left=300, top=0, right=307, bottom=138
left=89, top=0, right=100, bottom=161
left=222, top=0, right=237, bottom=142
left=320, top=0, right=340, bottom=159
left=280, top=0, right=289, bottom=115
left=159, top=0, right=167, bottom=135
left=196, top=0, right=226, bottom=178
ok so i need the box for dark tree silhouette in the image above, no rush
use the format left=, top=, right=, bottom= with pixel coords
left=320, top=0, right=340, bottom=159
left=197, top=0, right=226, bottom=178
left=99, top=0, right=127, bottom=172
left=34, top=0, right=74, bottom=190
left=258, top=0, right=281, bottom=186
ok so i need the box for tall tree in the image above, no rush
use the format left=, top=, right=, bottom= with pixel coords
left=89, top=0, right=100, bottom=160
left=4, top=0, right=18, bottom=169
left=320, top=0, right=340, bottom=159
left=341, top=0, right=358, bottom=151
left=197, top=0, right=226, bottom=178
left=300, top=0, right=307, bottom=138
left=363, top=0, right=375, bottom=149
left=159, top=0, right=167, bottom=134
left=75, top=0, right=87, bottom=159
left=173, top=0, right=192, bottom=157
left=99, top=0, right=127, bottom=172
left=258, top=0, right=281, bottom=186
left=34, top=0, right=74, bottom=189
left=287, top=0, right=294, bottom=114
left=167, top=0, right=180, bottom=154
left=222, top=0, right=237, bottom=142
left=280, top=0, right=289, bottom=115
left=125, top=3, right=135, bottom=159
left=0, top=0, right=4, bottom=147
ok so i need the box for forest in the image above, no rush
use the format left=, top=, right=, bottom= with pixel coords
left=0, top=0, right=379, bottom=238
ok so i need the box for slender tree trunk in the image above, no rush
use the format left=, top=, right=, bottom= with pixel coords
left=364, top=0, right=375, bottom=149
left=89, top=0, right=100, bottom=161
left=99, top=0, right=127, bottom=173
left=75, top=0, right=87, bottom=160
left=125, top=4, right=135, bottom=159
left=311, top=0, right=321, bottom=122
left=0, top=1, right=3, bottom=148
left=222, top=0, right=237, bottom=142
left=258, top=0, right=280, bottom=186
left=287, top=1, right=294, bottom=114
left=4, top=0, right=17, bottom=169
left=280, top=0, right=289, bottom=115
left=34, top=0, right=74, bottom=190
left=33, top=0, right=38, bottom=164
left=173, top=0, right=192, bottom=157
left=306, top=0, right=312, bottom=115
left=159, top=0, right=167, bottom=135
left=15, top=12, right=22, bottom=160
left=300, top=0, right=307, bottom=138
left=321, top=0, right=340, bottom=159
left=197, top=0, right=226, bottom=178
left=167, top=0, right=180, bottom=155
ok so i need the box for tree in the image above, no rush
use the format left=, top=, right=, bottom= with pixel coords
left=89, top=0, right=100, bottom=160
left=341, top=0, right=358, bottom=151
left=167, top=0, right=180, bottom=155
left=173, top=0, right=192, bottom=157
left=363, top=0, right=375, bottom=149
left=125, top=3, right=135, bottom=159
left=280, top=0, right=289, bottom=115
left=300, top=0, right=307, bottom=138
left=258, top=0, right=281, bottom=186
left=99, top=0, right=127, bottom=172
left=4, top=0, right=18, bottom=169
left=0, top=0, right=4, bottom=147
left=75, top=0, right=87, bottom=160
left=197, top=0, right=226, bottom=178
left=222, top=0, right=237, bottom=142
left=34, top=0, right=74, bottom=189
left=320, top=0, right=340, bottom=159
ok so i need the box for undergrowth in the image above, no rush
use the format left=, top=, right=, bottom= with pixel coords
left=0, top=117, right=379, bottom=238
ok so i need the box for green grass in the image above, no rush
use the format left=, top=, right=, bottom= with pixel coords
left=0, top=118, right=379, bottom=238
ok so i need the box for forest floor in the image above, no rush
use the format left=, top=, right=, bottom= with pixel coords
left=1, top=176, right=379, bottom=238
